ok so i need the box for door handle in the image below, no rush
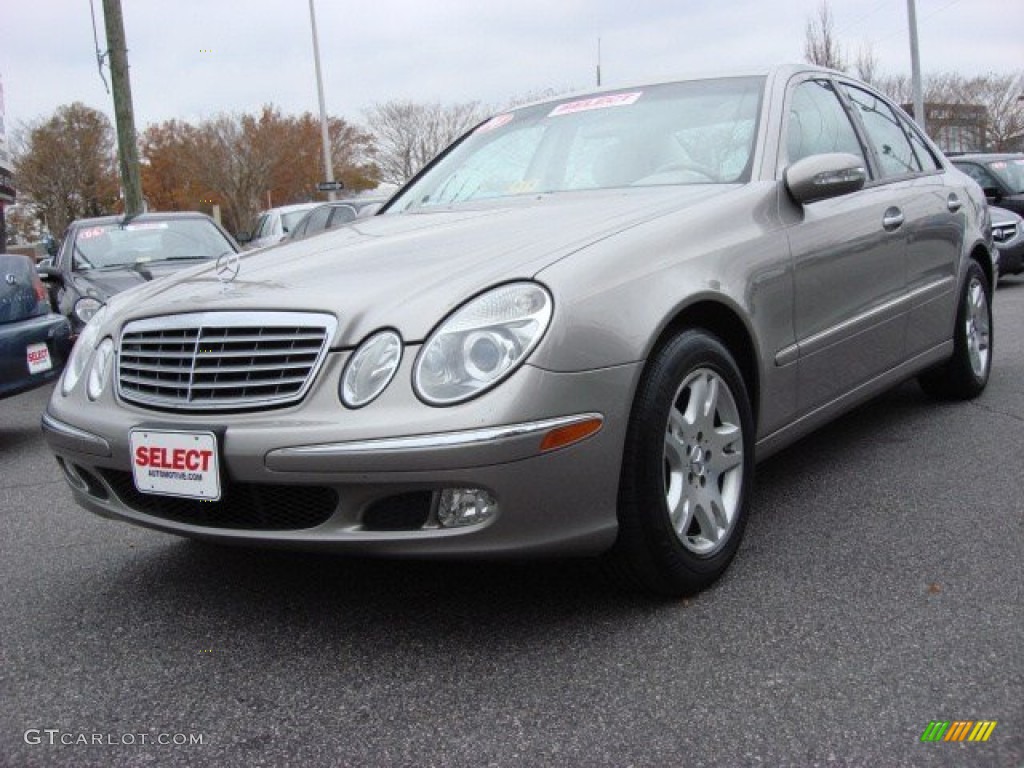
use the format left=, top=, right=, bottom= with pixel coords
left=947, top=194, right=962, bottom=213
left=882, top=207, right=904, bottom=231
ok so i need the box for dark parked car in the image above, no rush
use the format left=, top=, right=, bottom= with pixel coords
left=951, top=153, right=1024, bottom=216
left=991, top=205, right=1024, bottom=276
left=43, top=65, right=994, bottom=597
left=286, top=199, right=387, bottom=242
left=0, top=253, right=72, bottom=399
left=39, top=212, right=240, bottom=335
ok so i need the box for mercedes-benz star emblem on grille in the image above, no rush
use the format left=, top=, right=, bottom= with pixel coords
left=215, top=252, right=241, bottom=285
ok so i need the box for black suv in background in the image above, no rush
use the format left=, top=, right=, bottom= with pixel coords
left=951, top=153, right=1024, bottom=216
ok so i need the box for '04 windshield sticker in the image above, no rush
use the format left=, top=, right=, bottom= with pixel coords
left=548, top=92, right=643, bottom=117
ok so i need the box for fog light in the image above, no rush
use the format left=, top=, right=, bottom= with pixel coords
left=437, top=488, right=498, bottom=528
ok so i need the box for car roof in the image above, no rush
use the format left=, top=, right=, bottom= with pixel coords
left=67, top=211, right=215, bottom=228
left=261, top=202, right=320, bottom=215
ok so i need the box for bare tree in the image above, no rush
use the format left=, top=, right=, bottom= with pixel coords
left=965, top=73, right=1024, bottom=150
left=365, top=100, right=485, bottom=186
left=873, top=71, right=1024, bottom=151
left=12, top=103, right=119, bottom=235
left=804, top=1, right=847, bottom=71
left=853, top=44, right=879, bottom=85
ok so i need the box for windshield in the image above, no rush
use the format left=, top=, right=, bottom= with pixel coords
left=986, top=158, right=1024, bottom=194
left=390, top=77, right=764, bottom=212
left=71, top=219, right=234, bottom=270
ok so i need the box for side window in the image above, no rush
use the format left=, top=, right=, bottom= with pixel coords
left=842, top=85, right=922, bottom=177
left=304, top=206, right=333, bottom=234
left=785, top=79, right=866, bottom=165
left=327, top=206, right=357, bottom=229
left=900, top=114, right=941, bottom=172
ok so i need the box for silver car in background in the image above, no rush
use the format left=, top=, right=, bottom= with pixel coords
left=43, top=64, right=994, bottom=596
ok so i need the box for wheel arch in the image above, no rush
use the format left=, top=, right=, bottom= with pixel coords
left=646, top=299, right=761, bottom=428
left=969, top=243, right=994, bottom=289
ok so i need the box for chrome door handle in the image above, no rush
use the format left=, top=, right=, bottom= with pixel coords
left=882, top=207, right=904, bottom=231
left=947, top=194, right=962, bottom=213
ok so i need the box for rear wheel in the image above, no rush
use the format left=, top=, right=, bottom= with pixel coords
left=919, top=260, right=992, bottom=400
left=608, top=330, right=755, bottom=597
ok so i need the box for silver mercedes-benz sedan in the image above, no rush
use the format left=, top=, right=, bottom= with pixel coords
left=43, top=64, right=994, bottom=596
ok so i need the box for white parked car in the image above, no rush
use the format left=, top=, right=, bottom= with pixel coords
left=238, top=203, right=319, bottom=250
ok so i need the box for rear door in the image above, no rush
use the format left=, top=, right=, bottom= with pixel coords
left=839, top=82, right=962, bottom=358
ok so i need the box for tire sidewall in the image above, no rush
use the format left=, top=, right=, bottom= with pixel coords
left=954, top=260, right=993, bottom=394
left=618, top=330, right=755, bottom=594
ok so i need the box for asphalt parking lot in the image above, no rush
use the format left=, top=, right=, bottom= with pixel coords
left=1, top=278, right=1022, bottom=768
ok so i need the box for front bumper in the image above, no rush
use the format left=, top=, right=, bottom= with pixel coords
left=43, top=358, right=640, bottom=557
left=996, top=237, right=1024, bottom=275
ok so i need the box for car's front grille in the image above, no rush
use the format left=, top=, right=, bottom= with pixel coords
left=993, top=222, right=1018, bottom=243
left=117, top=312, right=336, bottom=411
left=100, top=469, right=339, bottom=530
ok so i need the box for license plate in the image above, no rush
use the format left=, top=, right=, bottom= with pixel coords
left=26, top=342, right=52, bottom=374
left=130, top=430, right=221, bottom=501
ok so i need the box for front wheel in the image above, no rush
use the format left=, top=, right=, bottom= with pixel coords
left=608, top=330, right=755, bottom=597
left=918, top=260, right=992, bottom=400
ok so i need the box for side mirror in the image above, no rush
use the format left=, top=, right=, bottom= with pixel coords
left=44, top=234, right=59, bottom=257
left=785, top=152, right=867, bottom=205
left=37, top=263, right=60, bottom=280
left=235, top=231, right=252, bottom=244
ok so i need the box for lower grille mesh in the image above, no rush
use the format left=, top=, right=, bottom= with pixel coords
left=100, top=470, right=338, bottom=530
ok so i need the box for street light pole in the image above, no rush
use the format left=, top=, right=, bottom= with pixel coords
left=308, top=0, right=337, bottom=202
left=907, top=0, right=926, bottom=134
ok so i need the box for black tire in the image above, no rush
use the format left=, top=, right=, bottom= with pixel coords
left=918, top=259, right=992, bottom=400
left=607, top=330, right=755, bottom=597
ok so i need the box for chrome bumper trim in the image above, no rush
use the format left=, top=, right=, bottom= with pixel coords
left=271, top=413, right=604, bottom=457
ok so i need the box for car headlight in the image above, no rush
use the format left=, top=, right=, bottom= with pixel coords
left=61, top=306, right=108, bottom=396
left=86, top=338, right=115, bottom=400
left=74, top=297, right=104, bottom=325
left=340, top=330, right=403, bottom=408
left=413, top=282, right=553, bottom=405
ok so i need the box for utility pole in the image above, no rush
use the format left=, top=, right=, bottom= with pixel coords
left=102, top=0, right=144, bottom=215
left=596, top=38, right=602, bottom=87
left=907, top=0, right=925, bottom=134
left=309, top=0, right=337, bottom=202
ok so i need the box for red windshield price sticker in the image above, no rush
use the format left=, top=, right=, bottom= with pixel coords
left=131, top=430, right=221, bottom=500
left=548, top=92, right=643, bottom=117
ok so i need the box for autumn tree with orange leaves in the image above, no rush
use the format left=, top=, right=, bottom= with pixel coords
left=140, top=105, right=378, bottom=234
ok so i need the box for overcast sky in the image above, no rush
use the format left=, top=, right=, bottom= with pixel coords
left=2, top=0, right=1022, bottom=137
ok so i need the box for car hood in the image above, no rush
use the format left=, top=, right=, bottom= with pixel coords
left=104, top=187, right=735, bottom=345
left=73, top=260, right=215, bottom=301
left=989, top=205, right=1022, bottom=227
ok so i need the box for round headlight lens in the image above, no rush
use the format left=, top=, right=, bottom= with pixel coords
left=86, top=338, right=115, bottom=401
left=74, top=297, right=104, bottom=325
left=414, top=282, right=553, bottom=405
left=340, top=330, right=403, bottom=408
left=61, top=306, right=108, bottom=396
